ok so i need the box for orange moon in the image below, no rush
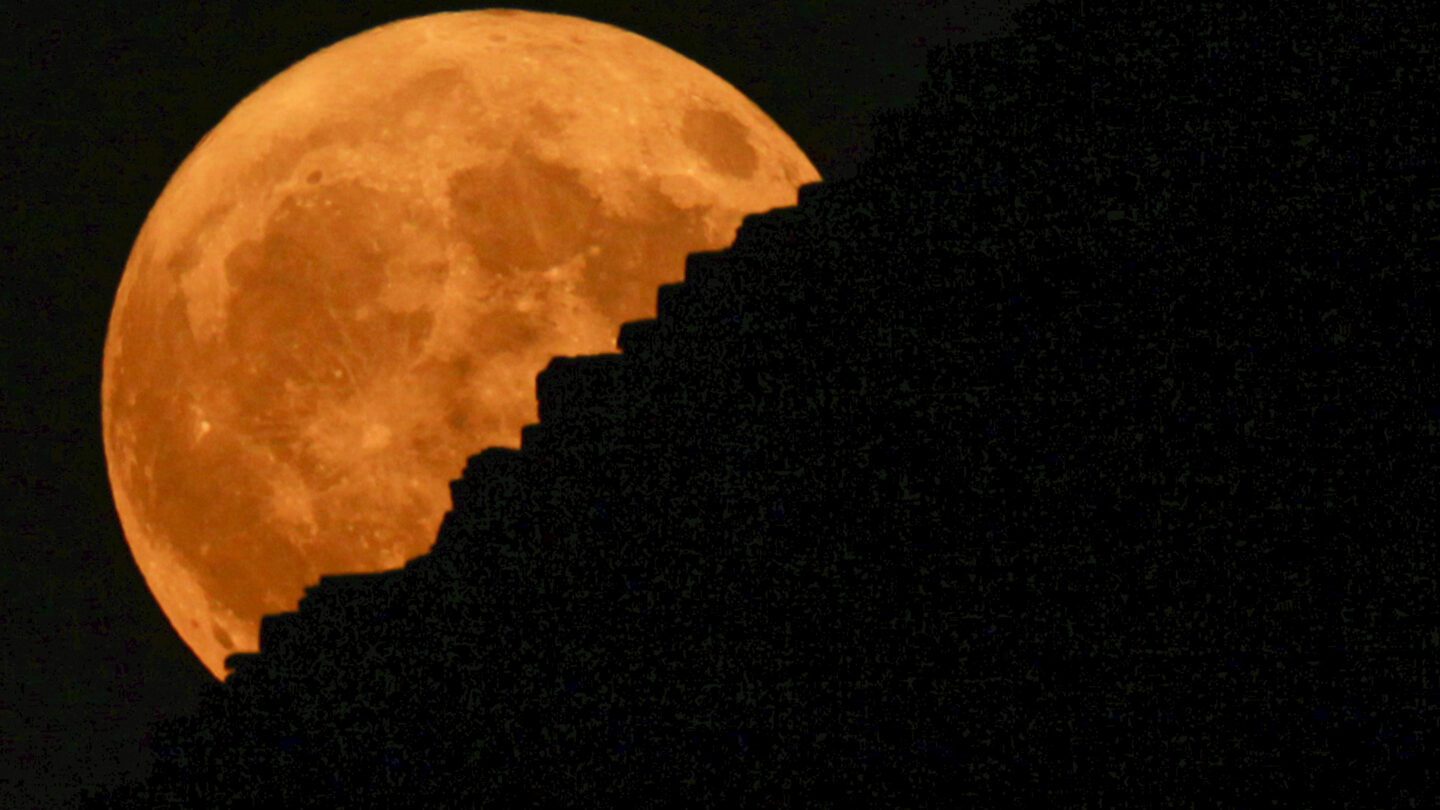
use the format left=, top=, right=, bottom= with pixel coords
left=102, top=10, right=819, bottom=679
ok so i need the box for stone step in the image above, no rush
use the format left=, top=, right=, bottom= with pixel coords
left=660, top=271, right=761, bottom=341
left=256, top=612, right=305, bottom=653
left=796, top=180, right=828, bottom=206
left=224, top=651, right=261, bottom=679
left=535, top=354, right=629, bottom=422
left=655, top=281, right=691, bottom=323
left=519, top=423, right=547, bottom=453
left=682, top=249, right=734, bottom=286
left=446, top=448, right=528, bottom=517
left=616, top=318, right=662, bottom=357
left=300, top=571, right=402, bottom=609
left=730, top=204, right=810, bottom=255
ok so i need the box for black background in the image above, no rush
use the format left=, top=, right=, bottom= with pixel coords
left=0, top=2, right=1029, bottom=804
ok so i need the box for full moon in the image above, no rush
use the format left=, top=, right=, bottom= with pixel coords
left=102, top=10, right=819, bottom=679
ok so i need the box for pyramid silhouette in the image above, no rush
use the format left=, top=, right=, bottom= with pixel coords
left=105, top=1, right=1440, bottom=805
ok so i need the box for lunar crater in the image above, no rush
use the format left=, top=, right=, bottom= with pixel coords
left=682, top=107, right=761, bottom=178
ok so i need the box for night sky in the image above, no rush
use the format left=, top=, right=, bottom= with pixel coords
left=1, top=2, right=1030, bottom=804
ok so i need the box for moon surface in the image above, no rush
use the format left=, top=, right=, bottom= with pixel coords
left=102, top=10, right=819, bottom=679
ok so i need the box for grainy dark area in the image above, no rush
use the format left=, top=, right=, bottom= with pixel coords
left=3, top=3, right=1021, bottom=806
left=81, top=0, right=1440, bottom=805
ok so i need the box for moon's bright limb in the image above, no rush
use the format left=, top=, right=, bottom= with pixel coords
left=102, top=10, right=820, bottom=679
